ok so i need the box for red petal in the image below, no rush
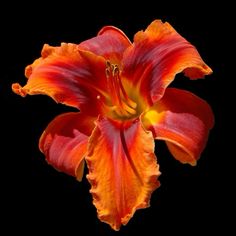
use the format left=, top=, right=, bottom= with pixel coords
left=122, top=20, right=212, bottom=105
left=86, top=118, right=160, bottom=230
left=12, top=43, right=107, bottom=116
left=79, top=26, right=131, bottom=64
left=142, top=88, right=214, bottom=165
left=39, top=112, right=95, bottom=180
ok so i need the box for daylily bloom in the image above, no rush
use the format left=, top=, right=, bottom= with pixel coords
left=12, top=20, right=214, bottom=230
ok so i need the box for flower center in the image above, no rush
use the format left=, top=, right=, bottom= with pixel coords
left=102, top=61, right=137, bottom=120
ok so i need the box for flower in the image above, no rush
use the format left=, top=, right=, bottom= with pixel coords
left=12, top=20, right=214, bottom=230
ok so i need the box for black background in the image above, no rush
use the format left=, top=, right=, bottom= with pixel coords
left=2, top=2, right=229, bottom=235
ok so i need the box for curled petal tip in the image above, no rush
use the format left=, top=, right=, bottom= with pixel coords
left=204, top=64, right=213, bottom=74
left=184, top=63, right=213, bottom=79
left=202, top=64, right=213, bottom=76
left=190, top=161, right=197, bottom=166
left=12, top=83, right=27, bottom=97
left=41, top=44, right=55, bottom=58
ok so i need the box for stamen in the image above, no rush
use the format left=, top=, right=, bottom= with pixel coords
left=106, top=60, right=111, bottom=68
left=118, top=78, right=137, bottom=109
left=105, top=68, right=110, bottom=78
left=105, top=61, right=138, bottom=119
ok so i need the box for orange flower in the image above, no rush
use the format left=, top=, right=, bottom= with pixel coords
left=12, top=20, right=214, bottom=230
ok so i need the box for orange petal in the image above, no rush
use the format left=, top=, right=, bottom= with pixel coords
left=79, top=26, right=131, bottom=64
left=86, top=117, right=160, bottom=230
left=12, top=43, right=107, bottom=116
left=142, top=88, right=214, bottom=166
left=122, top=20, right=212, bottom=105
left=39, top=112, right=96, bottom=180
